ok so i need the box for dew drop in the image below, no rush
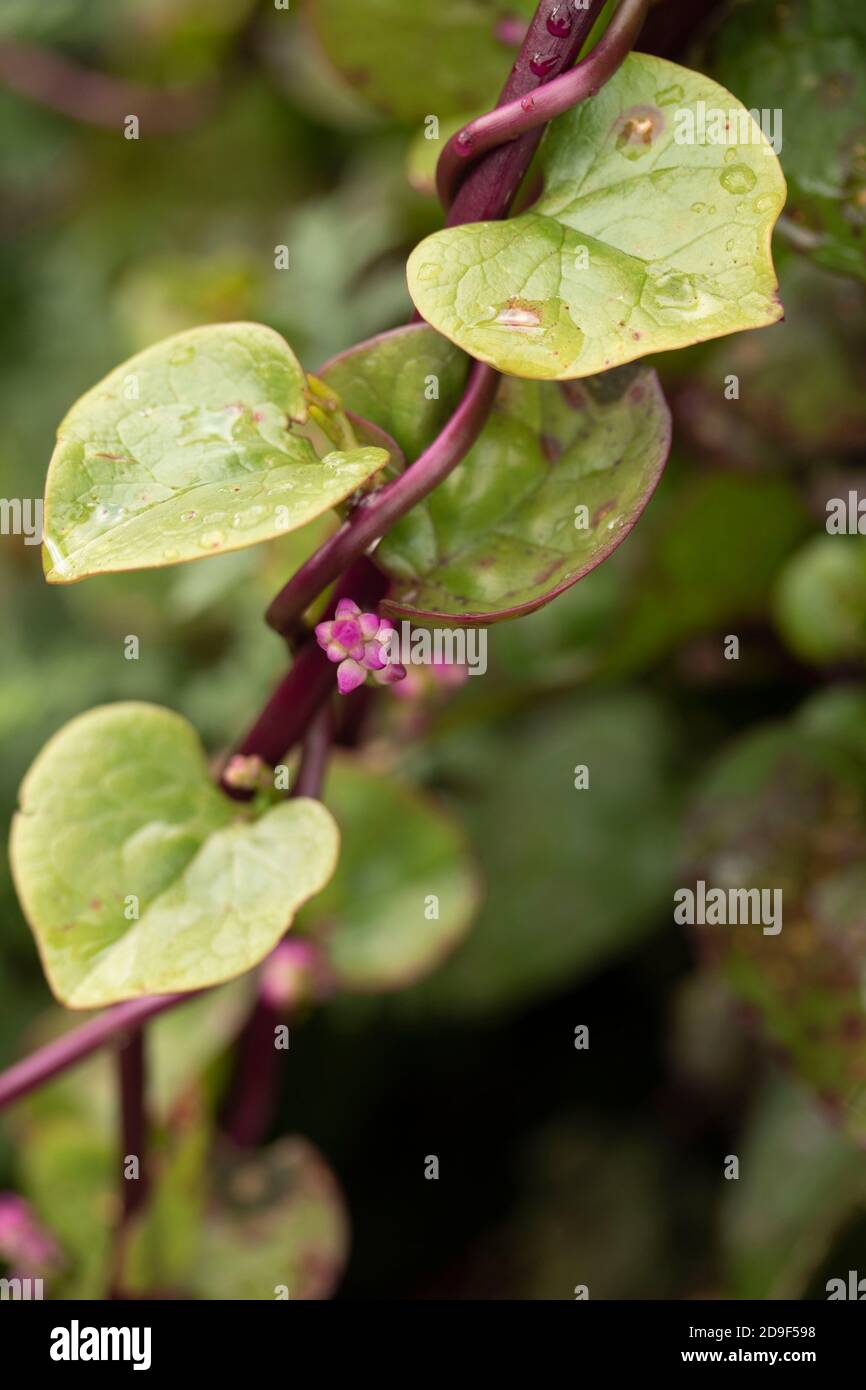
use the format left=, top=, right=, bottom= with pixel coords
left=181, top=510, right=198, bottom=522
left=169, top=345, right=195, bottom=366
left=655, top=84, right=684, bottom=106
left=162, top=548, right=179, bottom=561
left=530, top=52, right=558, bottom=78
left=754, top=194, right=776, bottom=213
left=520, top=95, right=535, bottom=113
left=724, top=148, right=737, bottom=164
left=640, top=269, right=717, bottom=325
left=725, top=238, right=735, bottom=252
left=546, top=5, right=571, bottom=37
left=690, top=201, right=707, bottom=214
left=720, top=163, right=756, bottom=194
left=415, top=262, right=438, bottom=282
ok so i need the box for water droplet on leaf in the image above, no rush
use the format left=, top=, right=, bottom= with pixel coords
left=720, top=164, right=757, bottom=194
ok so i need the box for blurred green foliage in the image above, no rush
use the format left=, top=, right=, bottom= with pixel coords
left=1, top=0, right=866, bottom=1301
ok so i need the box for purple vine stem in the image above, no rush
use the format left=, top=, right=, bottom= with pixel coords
left=446, top=0, right=607, bottom=225
left=0, top=0, right=652, bottom=1113
left=223, top=555, right=386, bottom=791
left=437, top=0, right=649, bottom=209
left=117, top=1029, right=148, bottom=1220
left=265, top=362, right=499, bottom=637
left=0, top=995, right=186, bottom=1109
left=221, top=710, right=333, bottom=1147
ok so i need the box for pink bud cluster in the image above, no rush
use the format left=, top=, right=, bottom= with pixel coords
left=315, top=598, right=406, bottom=695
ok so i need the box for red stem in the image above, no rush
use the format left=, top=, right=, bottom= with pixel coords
left=117, top=1029, right=148, bottom=1220
left=223, top=556, right=386, bottom=790
left=265, top=363, right=499, bottom=638
left=0, top=994, right=186, bottom=1110
left=438, top=0, right=648, bottom=209
left=445, top=0, right=607, bottom=224
left=221, top=711, right=333, bottom=1147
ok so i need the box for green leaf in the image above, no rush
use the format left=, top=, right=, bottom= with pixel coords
left=709, top=0, right=866, bottom=282
left=188, top=1138, right=349, bottom=1300
left=323, top=325, right=670, bottom=622
left=307, top=0, right=536, bottom=121
left=683, top=691, right=866, bottom=1142
left=774, top=536, right=866, bottom=665
left=10, top=703, right=339, bottom=1008
left=722, top=1074, right=866, bottom=1299
left=122, top=1103, right=212, bottom=1296
left=320, top=325, right=469, bottom=465
left=42, top=323, right=388, bottom=583
left=18, top=1115, right=115, bottom=1299
left=297, top=756, right=480, bottom=991
left=408, top=54, right=786, bottom=379
left=400, top=693, right=679, bottom=1018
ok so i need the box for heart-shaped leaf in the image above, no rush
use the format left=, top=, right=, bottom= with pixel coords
left=323, top=325, right=670, bottom=623
left=10, top=703, right=339, bottom=1008
left=42, top=322, right=388, bottom=583
left=297, top=756, right=480, bottom=991
left=188, top=1138, right=349, bottom=1300
left=408, top=54, right=786, bottom=379
left=307, top=0, right=536, bottom=121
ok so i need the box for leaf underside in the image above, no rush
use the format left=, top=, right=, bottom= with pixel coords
left=323, top=324, right=671, bottom=623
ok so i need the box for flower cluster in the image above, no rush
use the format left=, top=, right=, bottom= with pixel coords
left=315, top=598, right=406, bottom=694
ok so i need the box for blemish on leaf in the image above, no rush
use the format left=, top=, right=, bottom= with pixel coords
left=592, top=500, right=617, bottom=527
left=614, top=105, right=664, bottom=158
left=493, top=298, right=543, bottom=331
